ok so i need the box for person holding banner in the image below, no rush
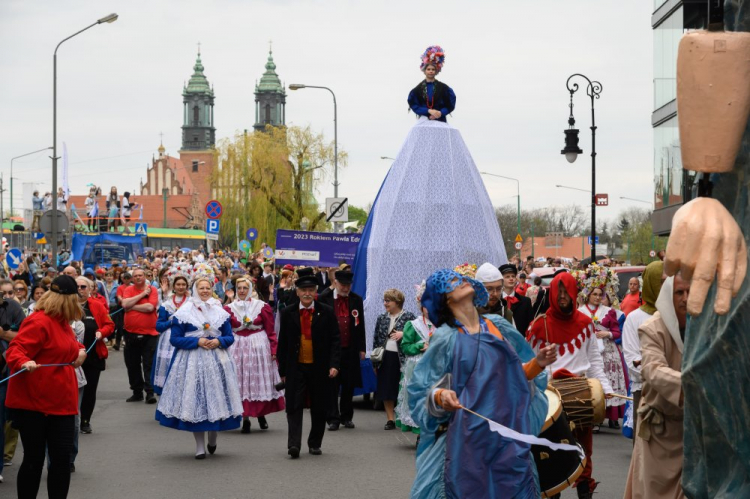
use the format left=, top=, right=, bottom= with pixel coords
left=407, top=269, right=556, bottom=499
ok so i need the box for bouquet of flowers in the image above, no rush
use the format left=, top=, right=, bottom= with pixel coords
left=453, top=263, right=478, bottom=279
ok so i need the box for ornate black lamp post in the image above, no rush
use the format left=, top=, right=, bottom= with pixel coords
left=561, top=74, right=602, bottom=263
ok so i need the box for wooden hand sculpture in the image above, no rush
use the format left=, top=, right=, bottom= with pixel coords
left=664, top=198, right=747, bottom=316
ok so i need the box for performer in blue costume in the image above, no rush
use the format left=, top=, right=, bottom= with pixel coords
left=352, top=46, right=507, bottom=351
left=407, top=45, right=456, bottom=123
left=155, top=272, right=243, bottom=459
left=408, top=269, right=557, bottom=499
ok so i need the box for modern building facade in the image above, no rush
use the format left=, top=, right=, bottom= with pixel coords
left=651, top=0, right=708, bottom=235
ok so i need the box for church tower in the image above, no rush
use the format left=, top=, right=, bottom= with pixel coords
left=253, top=47, right=286, bottom=131
left=181, top=50, right=216, bottom=149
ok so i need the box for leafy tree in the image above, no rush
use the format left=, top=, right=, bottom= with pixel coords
left=348, top=205, right=369, bottom=228
left=212, top=125, right=347, bottom=246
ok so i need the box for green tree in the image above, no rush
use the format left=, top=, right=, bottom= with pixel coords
left=212, top=125, right=347, bottom=247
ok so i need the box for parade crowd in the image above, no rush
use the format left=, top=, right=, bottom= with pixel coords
left=0, top=244, right=684, bottom=499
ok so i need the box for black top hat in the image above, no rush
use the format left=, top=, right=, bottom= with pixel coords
left=295, top=267, right=319, bottom=289
left=498, top=263, right=518, bottom=276
left=334, top=270, right=353, bottom=284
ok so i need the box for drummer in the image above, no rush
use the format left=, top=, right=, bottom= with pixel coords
left=527, top=271, right=613, bottom=499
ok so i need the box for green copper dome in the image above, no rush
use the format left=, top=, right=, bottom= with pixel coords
left=255, top=49, right=285, bottom=94
left=184, top=52, right=214, bottom=96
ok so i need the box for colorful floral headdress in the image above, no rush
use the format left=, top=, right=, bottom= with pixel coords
left=166, top=262, right=192, bottom=283
left=414, top=280, right=427, bottom=302
left=420, top=45, right=445, bottom=73
left=571, top=263, right=619, bottom=304
left=453, top=263, right=477, bottom=279
left=191, top=262, right=215, bottom=285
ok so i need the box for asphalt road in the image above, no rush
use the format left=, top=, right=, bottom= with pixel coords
left=1, top=351, right=633, bottom=498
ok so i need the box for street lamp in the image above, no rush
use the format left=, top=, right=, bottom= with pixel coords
left=556, top=184, right=591, bottom=194
left=619, top=196, right=653, bottom=206
left=52, top=13, right=118, bottom=265
left=289, top=83, right=340, bottom=232
left=11, top=147, right=52, bottom=218
left=380, top=156, right=395, bottom=161
left=480, top=172, right=521, bottom=255
left=561, top=74, right=602, bottom=263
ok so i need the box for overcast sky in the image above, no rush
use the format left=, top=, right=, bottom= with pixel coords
left=0, top=0, right=655, bottom=226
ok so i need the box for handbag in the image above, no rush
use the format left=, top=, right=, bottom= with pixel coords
left=371, top=312, right=403, bottom=366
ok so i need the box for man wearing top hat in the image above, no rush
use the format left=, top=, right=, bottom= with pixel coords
left=319, top=268, right=366, bottom=431
left=278, top=267, right=341, bottom=458
left=499, top=263, right=534, bottom=335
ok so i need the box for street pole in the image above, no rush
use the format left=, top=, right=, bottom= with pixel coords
left=563, top=74, right=602, bottom=264
left=51, top=13, right=118, bottom=267
left=479, top=172, right=521, bottom=257
left=288, top=84, right=339, bottom=232
left=11, top=147, right=52, bottom=220
left=162, top=188, right=168, bottom=228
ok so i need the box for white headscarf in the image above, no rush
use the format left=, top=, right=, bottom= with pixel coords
left=655, top=276, right=683, bottom=353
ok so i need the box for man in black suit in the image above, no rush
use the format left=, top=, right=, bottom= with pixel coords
left=278, top=267, right=341, bottom=458
left=318, top=269, right=365, bottom=431
left=498, top=263, right=534, bottom=335
left=315, top=267, right=332, bottom=293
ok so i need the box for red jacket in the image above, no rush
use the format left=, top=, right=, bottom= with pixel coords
left=5, top=312, right=84, bottom=416
left=86, top=297, right=115, bottom=360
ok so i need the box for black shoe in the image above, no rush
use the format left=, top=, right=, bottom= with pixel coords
left=384, top=420, right=396, bottom=430
left=612, top=420, right=621, bottom=429
left=207, top=444, right=217, bottom=455
left=112, top=343, right=120, bottom=351
left=288, top=446, right=300, bottom=459
left=126, top=393, right=144, bottom=402
left=576, top=481, right=592, bottom=499
left=241, top=419, right=251, bottom=434
left=327, top=422, right=340, bottom=431
left=342, top=420, right=355, bottom=429
left=80, top=422, right=92, bottom=434
left=195, top=453, right=206, bottom=460
left=309, top=447, right=322, bottom=455
left=415, top=435, right=420, bottom=448
left=258, top=416, right=268, bottom=430
left=592, top=425, right=600, bottom=434
left=145, top=393, right=157, bottom=404
left=70, top=463, right=76, bottom=473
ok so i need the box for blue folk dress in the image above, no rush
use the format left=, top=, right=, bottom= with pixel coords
left=407, top=314, right=548, bottom=499
left=155, top=298, right=243, bottom=432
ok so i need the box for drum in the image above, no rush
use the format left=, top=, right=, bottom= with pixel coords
left=533, top=387, right=586, bottom=498
left=551, top=377, right=606, bottom=429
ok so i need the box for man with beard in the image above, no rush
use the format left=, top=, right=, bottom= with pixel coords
left=624, top=273, right=689, bottom=499
left=475, top=263, right=513, bottom=325
left=526, top=272, right=614, bottom=499
left=498, top=264, right=533, bottom=335
left=318, top=269, right=365, bottom=431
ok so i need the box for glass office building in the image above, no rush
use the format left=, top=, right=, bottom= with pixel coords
left=651, top=1, right=707, bottom=235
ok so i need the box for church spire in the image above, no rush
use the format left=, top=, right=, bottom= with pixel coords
left=182, top=47, right=216, bottom=150
left=254, top=43, right=286, bottom=131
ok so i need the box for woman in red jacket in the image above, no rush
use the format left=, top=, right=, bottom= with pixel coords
left=5, top=275, right=86, bottom=499
left=75, top=276, right=115, bottom=435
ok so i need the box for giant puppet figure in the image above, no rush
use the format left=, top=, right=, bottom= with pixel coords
left=669, top=3, right=750, bottom=496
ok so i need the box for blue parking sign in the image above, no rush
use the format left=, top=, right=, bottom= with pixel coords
left=206, top=219, right=220, bottom=234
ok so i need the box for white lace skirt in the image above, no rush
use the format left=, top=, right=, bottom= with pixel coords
left=157, top=347, right=243, bottom=425
left=152, top=330, right=175, bottom=394
left=230, top=332, right=284, bottom=402
left=602, top=340, right=627, bottom=407
left=395, top=354, right=422, bottom=431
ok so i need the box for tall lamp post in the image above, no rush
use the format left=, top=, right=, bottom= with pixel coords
left=288, top=84, right=340, bottom=232
left=480, top=171, right=521, bottom=256
left=52, top=13, right=118, bottom=265
left=11, top=147, right=52, bottom=219
left=561, top=74, right=602, bottom=263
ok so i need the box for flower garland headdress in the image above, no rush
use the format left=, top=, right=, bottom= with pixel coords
left=420, top=45, right=445, bottom=73
left=571, top=263, right=619, bottom=305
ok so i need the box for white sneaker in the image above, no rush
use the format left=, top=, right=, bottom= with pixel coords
left=0, top=474, right=4, bottom=483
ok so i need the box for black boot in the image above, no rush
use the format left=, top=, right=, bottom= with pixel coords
left=241, top=418, right=251, bottom=434
left=577, top=481, right=592, bottom=499
left=258, top=416, right=268, bottom=430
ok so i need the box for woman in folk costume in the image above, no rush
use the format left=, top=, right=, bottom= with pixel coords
left=407, top=45, right=456, bottom=123
left=408, top=269, right=557, bottom=499
left=155, top=269, right=243, bottom=459
left=395, top=280, right=434, bottom=438
left=151, top=268, right=190, bottom=395
left=573, top=264, right=628, bottom=429
left=224, top=276, right=284, bottom=434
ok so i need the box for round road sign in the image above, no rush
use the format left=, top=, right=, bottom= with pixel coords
left=205, top=200, right=223, bottom=219
left=649, top=250, right=656, bottom=258
left=514, top=242, right=523, bottom=250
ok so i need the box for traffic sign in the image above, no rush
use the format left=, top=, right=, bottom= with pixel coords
left=206, top=219, right=220, bottom=235
left=325, top=197, right=349, bottom=223
left=6, top=248, right=22, bottom=269
left=514, top=241, right=523, bottom=250
left=134, top=223, right=148, bottom=236
left=205, top=200, right=223, bottom=219
left=246, top=228, right=258, bottom=241
left=206, top=233, right=219, bottom=241
left=588, top=236, right=600, bottom=245
left=514, top=234, right=523, bottom=243
left=40, top=209, right=70, bottom=236
left=594, top=194, right=609, bottom=206
left=649, top=250, right=657, bottom=258
left=239, top=240, right=251, bottom=252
